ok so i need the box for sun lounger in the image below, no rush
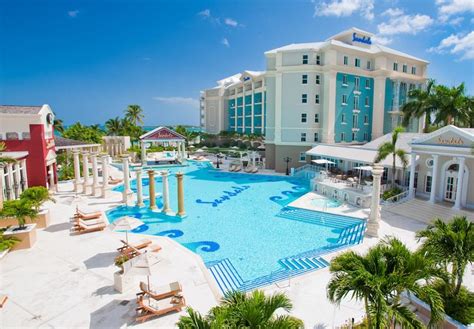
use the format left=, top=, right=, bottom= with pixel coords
left=251, top=167, right=258, bottom=173
left=119, top=243, right=162, bottom=259
left=135, top=295, right=185, bottom=323
left=233, top=165, right=241, bottom=172
left=117, top=239, right=152, bottom=253
left=229, top=165, right=236, bottom=171
left=108, top=176, right=123, bottom=184
left=0, top=295, right=8, bottom=308
left=137, top=281, right=182, bottom=300
left=74, top=206, right=102, bottom=220
left=72, top=219, right=106, bottom=234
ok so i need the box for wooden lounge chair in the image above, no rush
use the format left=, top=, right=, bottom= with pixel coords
left=74, top=206, right=102, bottom=220
left=135, top=295, right=185, bottom=323
left=118, top=243, right=162, bottom=260
left=234, top=165, right=241, bottom=172
left=72, top=219, right=106, bottom=234
left=137, top=281, right=182, bottom=300
left=0, top=295, right=8, bottom=308
left=229, top=164, right=236, bottom=171
left=251, top=167, right=258, bottom=173
left=117, top=239, right=152, bottom=253
left=108, top=176, right=123, bottom=184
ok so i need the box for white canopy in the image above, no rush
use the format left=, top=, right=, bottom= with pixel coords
left=312, top=159, right=335, bottom=165
left=109, top=216, right=144, bottom=243
left=354, top=165, right=373, bottom=171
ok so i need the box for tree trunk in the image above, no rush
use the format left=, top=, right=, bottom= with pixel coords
left=364, top=296, right=372, bottom=328
left=392, top=154, right=396, bottom=188
left=454, top=262, right=465, bottom=295
left=423, top=113, right=431, bottom=133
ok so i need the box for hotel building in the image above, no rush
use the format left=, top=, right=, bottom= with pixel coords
left=201, top=71, right=266, bottom=135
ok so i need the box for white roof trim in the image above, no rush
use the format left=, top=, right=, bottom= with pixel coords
left=139, top=126, right=186, bottom=141
left=411, top=125, right=474, bottom=145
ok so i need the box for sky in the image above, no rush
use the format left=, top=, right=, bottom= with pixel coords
left=0, top=0, right=473, bottom=126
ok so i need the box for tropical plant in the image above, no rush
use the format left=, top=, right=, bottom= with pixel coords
left=53, top=118, right=65, bottom=134
left=0, top=199, right=38, bottom=230
left=105, top=117, right=122, bottom=136
left=177, top=290, right=304, bottom=328
left=401, top=79, right=436, bottom=132
left=374, top=126, right=408, bottom=188
left=433, top=83, right=470, bottom=126
left=327, top=238, right=444, bottom=328
left=0, top=227, right=21, bottom=252
left=124, top=105, right=144, bottom=126
left=62, top=122, right=104, bottom=144
left=416, top=216, right=473, bottom=296
left=20, top=186, right=55, bottom=212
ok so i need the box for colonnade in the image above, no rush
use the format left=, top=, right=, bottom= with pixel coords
left=0, top=159, right=28, bottom=202
left=140, top=140, right=187, bottom=164
left=103, top=141, right=125, bottom=157
left=72, top=149, right=109, bottom=198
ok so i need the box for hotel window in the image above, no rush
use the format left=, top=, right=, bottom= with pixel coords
left=302, top=54, right=308, bottom=64
left=365, top=96, right=370, bottom=107
left=314, top=133, right=319, bottom=142
left=301, top=133, right=306, bottom=142
left=353, top=96, right=359, bottom=109
left=403, top=64, right=407, bottom=73
left=301, top=113, right=307, bottom=123
left=366, top=61, right=371, bottom=70
left=343, top=56, right=348, bottom=65
left=22, top=132, right=31, bottom=140
left=393, top=62, right=398, bottom=71
left=301, top=94, right=307, bottom=103
left=425, top=175, right=432, bottom=193
left=354, top=77, right=360, bottom=91
left=315, top=75, right=320, bottom=84
left=355, top=58, right=361, bottom=67
left=342, top=75, right=348, bottom=85
left=341, top=113, right=346, bottom=123
left=365, top=79, right=370, bottom=89
left=315, top=94, right=320, bottom=104
left=316, top=55, right=321, bottom=65
left=364, top=115, right=369, bottom=124
left=411, top=66, right=417, bottom=75
left=342, top=94, right=347, bottom=105
left=299, top=152, right=306, bottom=162
left=6, top=132, right=19, bottom=140
left=352, top=132, right=356, bottom=141
left=302, top=74, right=308, bottom=84
left=352, top=114, right=358, bottom=127
left=364, top=132, right=369, bottom=140
left=314, top=113, right=319, bottom=123
left=340, top=132, right=345, bottom=141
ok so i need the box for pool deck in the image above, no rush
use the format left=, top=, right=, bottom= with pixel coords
left=2, top=177, right=473, bottom=328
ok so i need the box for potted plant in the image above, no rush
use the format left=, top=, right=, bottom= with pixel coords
left=0, top=227, right=20, bottom=258
left=0, top=199, right=38, bottom=250
left=113, top=254, right=133, bottom=293
left=19, top=186, right=55, bottom=228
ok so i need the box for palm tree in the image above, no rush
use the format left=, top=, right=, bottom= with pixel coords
left=401, top=79, right=436, bottom=132
left=105, top=117, right=122, bottom=136
left=416, top=216, right=473, bottom=296
left=433, top=83, right=470, bottom=126
left=124, top=105, right=144, bottom=126
left=374, top=126, right=408, bottom=188
left=177, top=290, right=303, bottom=328
left=328, top=238, right=444, bottom=328
left=53, top=118, right=65, bottom=134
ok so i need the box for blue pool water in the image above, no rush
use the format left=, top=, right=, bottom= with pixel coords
left=311, top=197, right=342, bottom=208
left=107, top=161, right=365, bottom=292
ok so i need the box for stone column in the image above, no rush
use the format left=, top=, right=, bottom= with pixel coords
left=408, top=152, right=416, bottom=198
left=82, top=152, right=90, bottom=194
left=21, top=159, right=28, bottom=190
left=73, top=149, right=81, bottom=192
left=6, top=163, right=14, bottom=200
left=135, top=167, right=144, bottom=207
left=101, top=155, right=109, bottom=198
left=161, top=170, right=171, bottom=214
left=14, top=162, right=22, bottom=198
left=91, top=152, right=99, bottom=196
left=148, top=170, right=157, bottom=210
left=0, top=164, right=4, bottom=209
left=176, top=172, right=186, bottom=217
left=121, top=155, right=131, bottom=204
left=48, top=165, right=55, bottom=191
left=429, top=155, right=439, bottom=204
left=366, top=164, right=383, bottom=237
left=141, top=141, right=146, bottom=164
left=454, top=157, right=465, bottom=210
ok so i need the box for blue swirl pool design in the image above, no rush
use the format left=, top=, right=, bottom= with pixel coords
left=183, top=241, right=220, bottom=253
left=157, top=229, right=184, bottom=238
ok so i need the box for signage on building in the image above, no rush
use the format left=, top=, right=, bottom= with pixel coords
left=243, top=76, right=251, bottom=81
left=437, top=136, right=465, bottom=146
left=352, top=33, right=372, bottom=45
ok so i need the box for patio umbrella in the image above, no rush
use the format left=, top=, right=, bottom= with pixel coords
left=195, top=148, right=204, bottom=153
left=354, top=165, right=373, bottom=183
left=123, top=252, right=166, bottom=288
left=231, top=146, right=239, bottom=149
left=109, top=216, right=144, bottom=243
left=312, top=159, right=335, bottom=172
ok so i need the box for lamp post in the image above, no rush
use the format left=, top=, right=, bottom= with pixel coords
left=216, top=153, right=223, bottom=169
left=283, top=157, right=291, bottom=176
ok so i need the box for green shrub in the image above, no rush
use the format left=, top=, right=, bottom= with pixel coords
left=20, top=186, right=55, bottom=212
left=382, top=187, right=403, bottom=200
left=0, top=199, right=38, bottom=229
left=430, top=281, right=474, bottom=325
left=0, top=227, right=21, bottom=252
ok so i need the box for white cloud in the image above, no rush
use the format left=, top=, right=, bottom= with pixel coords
left=68, top=10, right=79, bottom=18
left=448, top=16, right=464, bottom=25
left=152, top=97, right=199, bottom=108
left=197, top=9, right=211, bottom=18
left=372, top=35, right=393, bottom=45
left=221, top=38, right=230, bottom=48
left=197, top=9, right=220, bottom=25
left=428, top=31, right=474, bottom=60
left=382, top=7, right=403, bottom=17
left=436, top=0, right=474, bottom=22
left=377, top=9, right=434, bottom=35
left=314, top=0, right=374, bottom=20
left=224, top=18, right=238, bottom=27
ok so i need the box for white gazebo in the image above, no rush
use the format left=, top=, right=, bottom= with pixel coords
left=139, top=127, right=187, bottom=164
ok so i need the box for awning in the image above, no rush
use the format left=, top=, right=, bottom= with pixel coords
left=312, top=159, right=335, bottom=165
left=354, top=165, right=373, bottom=171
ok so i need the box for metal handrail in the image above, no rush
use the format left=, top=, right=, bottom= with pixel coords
left=383, top=188, right=414, bottom=204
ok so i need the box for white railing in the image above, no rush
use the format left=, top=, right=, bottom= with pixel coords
left=293, top=164, right=318, bottom=175
left=382, top=188, right=414, bottom=205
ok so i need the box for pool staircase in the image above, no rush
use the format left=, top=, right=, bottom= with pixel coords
left=277, top=207, right=362, bottom=230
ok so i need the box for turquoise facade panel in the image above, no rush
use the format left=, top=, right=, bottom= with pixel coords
left=383, top=78, right=394, bottom=134
left=226, top=91, right=265, bottom=135
left=254, top=104, right=262, bottom=115
left=254, top=116, right=262, bottom=127
left=245, top=95, right=252, bottom=104
left=254, top=92, right=262, bottom=103
left=237, top=97, right=243, bottom=106
left=334, top=73, right=373, bottom=143
left=245, top=105, right=252, bottom=116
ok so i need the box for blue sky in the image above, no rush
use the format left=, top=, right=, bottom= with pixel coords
left=0, top=0, right=473, bottom=126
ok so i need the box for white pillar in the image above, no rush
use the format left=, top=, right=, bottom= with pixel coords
left=366, top=164, right=383, bottom=237
left=429, top=155, right=439, bottom=204
left=48, top=165, right=55, bottom=191
left=141, top=141, right=146, bottom=164
left=135, top=167, right=144, bottom=207
left=454, top=157, right=465, bottom=209
left=161, top=170, right=171, bottom=214
left=408, top=152, right=416, bottom=198
left=91, top=152, right=99, bottom=196
left=6, top=163, right=14, bottom=200
left=121, top=155, right=132, bottom=204
left=82, top=152, right=90, bottom=194
left=101, top=155, right=109, bottom=198
left=73, top=150, right=81, bottom=192
left=0, top=164, right=4, bottom=210
left=21, top=159, right=28, bottom=190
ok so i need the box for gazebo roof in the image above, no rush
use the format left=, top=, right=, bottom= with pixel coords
left=139, top=126, right=186, bottom=142
left=54, top=136, right=101, bottom=150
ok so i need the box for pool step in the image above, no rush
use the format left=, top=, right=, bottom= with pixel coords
left=207, top=258, right=244, bottom=294
left=277, top=207, right=362, bottom=229
left=278, top=256, right=329, bottom=272
left=337, top=221, right=367, bottom=245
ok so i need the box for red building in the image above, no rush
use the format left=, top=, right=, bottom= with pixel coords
left=0, top=105, right=57, bottom=189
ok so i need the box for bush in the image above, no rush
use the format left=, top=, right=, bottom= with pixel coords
left=20, top=186, right=55, bottom=211
left=0, top=199, right=38, bottom=229
left=430, top=281, right=474, bottom=325
left=0, top=227, right=21, bottom=252
left=382, top=187, right=403, bottom=200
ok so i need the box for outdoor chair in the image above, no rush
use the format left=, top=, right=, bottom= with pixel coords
left=137, top=281, right=182, bottom=300
left=117, top=239, right=152, bottom=254
left=72, top=219, right=106, bottom=234
left=135, top=294, right=185, bottom=323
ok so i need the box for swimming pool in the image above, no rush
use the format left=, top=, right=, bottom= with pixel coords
left=311, top=197, right=342, bottom=208
left=107, top=161, right=366, bottom=292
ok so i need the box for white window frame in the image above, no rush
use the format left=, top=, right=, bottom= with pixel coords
left=301, top=94, right=307, bottom=103
left=425, top=174, right=432, bottom=193
left=341, top=113, right=346, bottom=124
left=299, top=152, right=306, bottom=162
left=365, top=79, right=370, bottom=89
left=343, top=56, right=348, bottom=65
left=315, top=94, right=320, bottom=104
left=302, top=74, right=308, bottom=84
left=402, top=64, right=407, bottom=73
left=393, top=62, right=398, bottom=71
left=314, top=132, right=319, bottom=142
left=300, top=133, right=306, bottom=142
left=316, top=55, right=321, bottom=65
left=314, top=113, right=319, bottom=123
left=366, top=61, right=371, bottom=70
left=365, top=96, right=369, bottom=107
left=302, top=54, right=308, bottom=64
left=342, top=75, right=348, bottom=86
left=411, top=66, right=416, bottom=75
left=342, top=94, right=347, bottom=105
left=315, top=75, right=320, bottom=84
left=340, top=132, right=345, bottom=141
left=301, top=113, right=307, bottom=123
left=355, top=77, right=360, bottom=91
left=355, top=58, right=360, bottom=67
